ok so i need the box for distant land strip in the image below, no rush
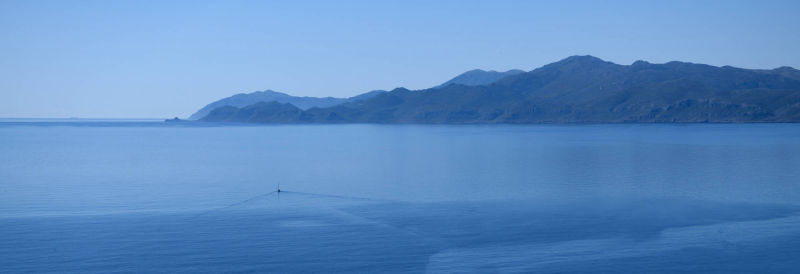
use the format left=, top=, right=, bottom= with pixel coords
left=174, top=56, right=800, bottom=124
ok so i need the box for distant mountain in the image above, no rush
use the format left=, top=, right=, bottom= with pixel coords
left=436, top=69, right=525, bottom=88
left=191, top=68, right=522, bottom=120
left=200, top=56, right=800, bottom=123
left=188, top=90, right=385, bottom=120
left=201, top=101, right=304, bottom=123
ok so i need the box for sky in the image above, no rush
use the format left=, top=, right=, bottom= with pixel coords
left=1, top=0, right=799, bottom=118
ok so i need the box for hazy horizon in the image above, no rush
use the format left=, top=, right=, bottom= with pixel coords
left=3, top=2, right=800, bottom=271
left=2, top=0, right=799, bottom=118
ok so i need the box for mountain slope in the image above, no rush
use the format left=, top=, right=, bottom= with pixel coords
left=188, top=90, right=385, bottom=120
left=436, top=69, right=525, bottom=88
left=199, top=56, right=800, bottom=123
left=201, top=101, right=304, bottom=123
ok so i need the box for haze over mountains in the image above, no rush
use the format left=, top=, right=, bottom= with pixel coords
left=188, top=68, right=521, bottom=120
left=194, top=55, right=800, bottom=123
left=188, top=90, right=386, bottom=120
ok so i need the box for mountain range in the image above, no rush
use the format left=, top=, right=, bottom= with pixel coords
left=188, top=68, right=522, bottom=120
left=196, top=56, right=800, bottom=123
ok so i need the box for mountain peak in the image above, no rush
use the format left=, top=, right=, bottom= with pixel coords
left=771, top=66, right=800, bottom=80
left=390, top=87, right=411, bottom=93
left=560, top=55, right=606, bottom=64
left=542, top=55, right=616, bottom=71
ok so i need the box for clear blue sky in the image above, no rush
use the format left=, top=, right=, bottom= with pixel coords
left=1, top=0, right=798, bottom=118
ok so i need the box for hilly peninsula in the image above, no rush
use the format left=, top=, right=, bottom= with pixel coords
left=199, top=56, right=800, bottom=123
left=188, top=90, right=386, bottom=120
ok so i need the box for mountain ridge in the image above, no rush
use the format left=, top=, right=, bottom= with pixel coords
left=435, top=69, right=526, bottom=88
left=198, top=55, right=800, bottom=123
left=188, top=89, right=386, bottom=120
left=188, top=67, right=524, bottom=120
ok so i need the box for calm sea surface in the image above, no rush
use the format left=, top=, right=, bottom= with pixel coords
left=1, top=121, right=799, bottom=273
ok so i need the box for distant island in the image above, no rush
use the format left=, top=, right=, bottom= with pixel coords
left=182, top=56, right=800, bottom=123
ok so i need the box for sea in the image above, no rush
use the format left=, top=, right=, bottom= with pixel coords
left=1, top=120, right=799, bottom=273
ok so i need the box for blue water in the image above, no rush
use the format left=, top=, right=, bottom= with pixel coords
left=1, top=121, right=799, bottom=273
